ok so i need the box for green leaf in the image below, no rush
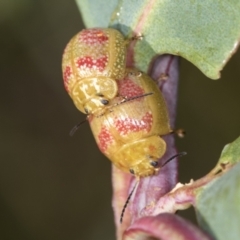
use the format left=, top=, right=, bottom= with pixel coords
left=218, top=136, right=240, bottom=166
left=76, top=0, right=118, bottom=28
left=76, top=0, right=240, bottom=79
left=196, top=162, right=240, bottom=240
left=209, top=136, right=240, bottom=174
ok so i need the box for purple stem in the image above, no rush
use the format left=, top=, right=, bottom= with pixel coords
left=124, top=213, right=214, bottom=240
left=130, top=55, right=180, bottom=222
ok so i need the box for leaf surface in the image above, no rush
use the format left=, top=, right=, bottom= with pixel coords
left=196, top=137, right=240, bottom=240
left=76, top=0, right=240, bottom=79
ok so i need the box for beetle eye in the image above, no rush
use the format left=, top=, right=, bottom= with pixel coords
left=101, top=99, right=109, bottom=105
left=129, top=169, right=135, bottom=175
left=128, top=71, right=134, bottom=76
left=150, top=161, right=159, bottom=167
left=84, top=108, right=89, bottom=114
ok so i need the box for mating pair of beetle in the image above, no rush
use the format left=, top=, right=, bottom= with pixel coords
left=62, top=28, right=174, bottom=178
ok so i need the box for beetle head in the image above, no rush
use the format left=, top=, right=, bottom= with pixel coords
left=129, top=156, right=160, bottom=177
left=71, top=77, right=118, bottom=115
left=114, top=136, right=166, bottom=178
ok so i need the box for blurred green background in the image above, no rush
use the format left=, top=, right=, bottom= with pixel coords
left=0, top=1, right=240, bottom=239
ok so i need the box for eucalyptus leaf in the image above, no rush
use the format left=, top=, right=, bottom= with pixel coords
left=196, top=162, right=240, bottom=240
left=76, top=0, right=118, bottom=28
left=76, top=0, right=240, bottom=79
left=209, top=136, right=240, bottom=174
left=218, top=136, right=240, bottom=166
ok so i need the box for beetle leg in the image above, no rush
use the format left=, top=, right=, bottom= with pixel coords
left=124, top=33, right=143, bottom=46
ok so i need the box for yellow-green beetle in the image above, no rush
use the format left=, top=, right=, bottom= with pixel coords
left=62, top=28, right=126, bottom=115
left=88, top=68, right=172, bottom=178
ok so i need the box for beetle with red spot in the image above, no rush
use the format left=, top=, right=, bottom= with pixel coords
left=62, top=28, right=127, bottom=115
left=89, top=69, right=172, bottom=177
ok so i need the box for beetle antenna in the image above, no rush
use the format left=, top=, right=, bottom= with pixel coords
left=161, top=152, right=187, bottom=168
left=95, top=92, right=154, bottom=118
left=69, top=119, right=87, bottom=136
left=120, top=180, right=139, bottom=223
left=114, top=92, right=153, bottom=108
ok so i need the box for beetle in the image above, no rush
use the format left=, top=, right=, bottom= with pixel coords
left=62, top=28, right=127, bottom=115
left=88, top=68, right=172, bottom=178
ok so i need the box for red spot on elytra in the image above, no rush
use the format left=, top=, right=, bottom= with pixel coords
left=115, top=112, right=153, bottom=135
left=63, top=66, right=72, bottom=92
left=118, top=78, right=144, bottom=98
left=148, top=145, right=157, bottom=152
left=79, top=29, right=109, bottom=45
left=98, top=126, right=113, bottom=153
left=77, top=56, right=108, bottom=71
